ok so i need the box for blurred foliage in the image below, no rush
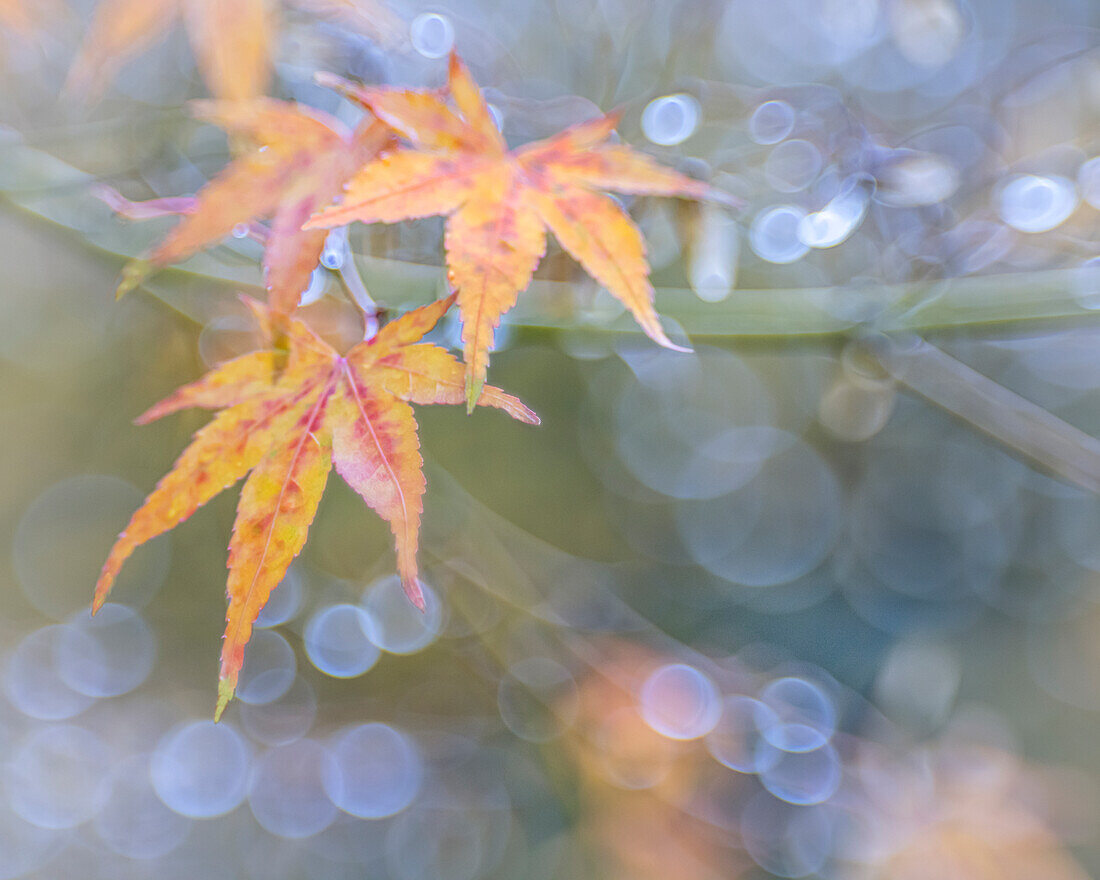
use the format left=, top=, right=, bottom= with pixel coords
left=5, top=1, right=1100, bottom=879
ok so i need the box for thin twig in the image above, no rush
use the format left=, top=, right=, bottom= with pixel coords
left=873, top=335, right=1100, bottom=495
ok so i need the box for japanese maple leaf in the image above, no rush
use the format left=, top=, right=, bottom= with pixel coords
left=93, top=294, right=538, bottom=719
left=65, top=0, right=274, bottom=102
left=104, top=98, right=391, bottom=316
left=306, top=53, right=734, bottom=407
left=0, top=0, right=66, bottom=42
left=64, top=0, right=401, bottom=103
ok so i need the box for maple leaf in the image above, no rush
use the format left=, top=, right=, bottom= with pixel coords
left=0, top=0, right=67, bottom=42
left=64, top=0, right=402, bottom=103
left=93, top=294, right=538, bottom=719
left=65, top=0, right=274, bottom=103
left=101, top=98, right=391, bottom=316
left=307, top=53, right=735, bottom=408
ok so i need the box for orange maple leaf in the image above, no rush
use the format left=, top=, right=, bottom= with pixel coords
left=93, top=294, right=538, bottom=719
left=64, top=0, right=403, bottom=103
left=101, top=98, right=391, bottom=316
left=307, top=53, right=735, bottom=407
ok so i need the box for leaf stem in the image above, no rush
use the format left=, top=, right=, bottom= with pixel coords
left=336, top=258, right=380, bottom=339
left=4, top=136, right=1100, bottom=341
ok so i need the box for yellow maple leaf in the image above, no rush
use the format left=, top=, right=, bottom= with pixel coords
left=94, top=294, right=538, bottom=719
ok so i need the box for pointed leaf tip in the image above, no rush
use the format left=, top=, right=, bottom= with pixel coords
left=115, top=259, right=154, bottom=299
left=465, top=371, right=485, bottom=415
left=313, top=71, right=372, bottom=110
left=92, top=565, right=116, bottom=615
left=643, top=316, right=693, bottom=354
left=314, top=70, right=350, bottom=91
left=402, top=575, right=426, bottom=611
left=237, top=292, right=270, bottom=320
left=214, top=678, right=235, bottom=722
left=132, top=405, right=161, bottom=426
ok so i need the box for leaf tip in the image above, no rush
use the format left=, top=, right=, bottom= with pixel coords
left=301, top=211, right=332, bottom=231
left=214, top=678, right=235, bottom=722
left=237, top=292, right=267, bottom=314
left=465, top=371, right=485, bottom=415
left=92, top=555, right=120, bottom=615
left=643, top=317, right=693, bottom=354
left=314, top=71, right=372, bottom=111
left=401, top=575, right=426, bottom=611
left=603, top=106, right=625, bottom=129
left=133, top=404, right=159, bottom=425
left=115, top=259, right=153, bottom=299
left=313, top=70, right=348, bottom=91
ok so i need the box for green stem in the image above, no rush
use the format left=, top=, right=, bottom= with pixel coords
left=4, top=138, right=1100, bottom=341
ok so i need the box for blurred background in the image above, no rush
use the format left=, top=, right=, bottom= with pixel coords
left=4, top=0, right=1100, bottom=878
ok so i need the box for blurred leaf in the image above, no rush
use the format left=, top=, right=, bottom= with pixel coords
left=63, top=0, right=405, bottom=103
left=98, top=99, right=392, bottom=315
left=0, top=0, right=68, bottom=39
left=65, top=0, right=274, bottom=103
